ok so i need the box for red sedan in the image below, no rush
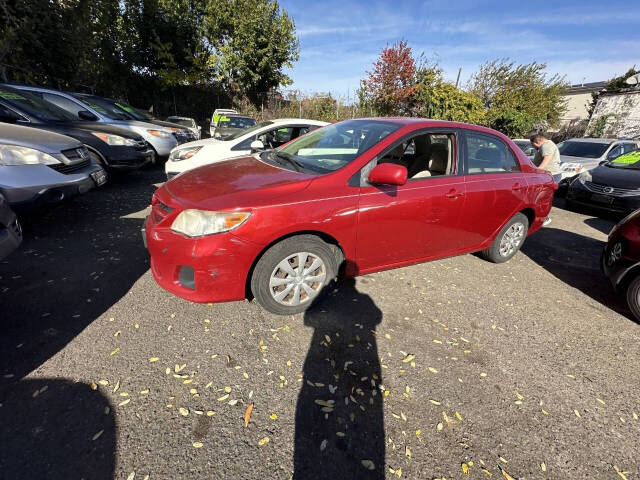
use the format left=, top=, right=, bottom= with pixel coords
left=145, top=118, right=555, bottom=315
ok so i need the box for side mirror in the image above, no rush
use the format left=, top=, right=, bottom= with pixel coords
left=250, top=139, right=265, bottom=152
left=78, top=110, right=98, bottom=121
left=525, top=148, right=535, bottom=156
left=368, top=163, right=407, bottom=186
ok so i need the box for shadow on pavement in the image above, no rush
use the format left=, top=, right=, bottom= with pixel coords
left=0, top=168, right=163, bottom=386
left=522, top=226, right=630, bottom=318
left=0, top=378, right=116, bottom=478
left=294, top=278, right=385, bottom=479
left=583, top=217, right=616, bottom=236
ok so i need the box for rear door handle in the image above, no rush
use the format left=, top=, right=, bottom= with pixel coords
left=445, top=189, right=464, bottom=199
left=512, top=183, right=523, bottom=191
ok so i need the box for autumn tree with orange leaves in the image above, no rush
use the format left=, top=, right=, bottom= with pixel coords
left=360, top=40, right=417, bottom=116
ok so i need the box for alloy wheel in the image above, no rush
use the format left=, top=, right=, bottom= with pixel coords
left=269, top=252, right=327, bottom=306
left=499, top=222, right=525, bottom=257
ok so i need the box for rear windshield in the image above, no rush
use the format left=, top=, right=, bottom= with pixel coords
left=217, top=116, right=256, bottom=129
left=558, top=141, right=610, bottom=158
left=167, top=118, right=193, bottom=127
left=0, top=87, right=77, bottom=122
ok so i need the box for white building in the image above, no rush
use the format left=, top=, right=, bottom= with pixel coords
left=560, top=81, right=607, bottom=124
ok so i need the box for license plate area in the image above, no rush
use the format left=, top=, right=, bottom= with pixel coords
left=591, top=193, right=613, bottom=204
left=91, top=169, right=107, bottom=186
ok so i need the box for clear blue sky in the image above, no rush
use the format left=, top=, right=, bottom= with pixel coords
left=279, top=0, right=640, bottom=100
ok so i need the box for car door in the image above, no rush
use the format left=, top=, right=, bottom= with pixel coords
left=458, top=131, right=526, bottom=251
left=355, top=130, right=467, bottom=271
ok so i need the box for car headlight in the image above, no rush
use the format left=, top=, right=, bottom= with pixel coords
left=91, top=132, right=137, bottom=146
left=147, top=129, right=172, bottom=138
left=577, top=171, right=592, bottom=185
left=168, top=146, right=202, bottom=162
left=0, top=145, right=61, bottom=165
left=171, top=210, right=251, bottom=237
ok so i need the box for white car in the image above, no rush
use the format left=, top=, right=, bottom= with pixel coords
left=166, top=116, right=201, bottom=140
left=557, top=138, right=640, bottom=184
left=165, top=118, right=329, bottom=179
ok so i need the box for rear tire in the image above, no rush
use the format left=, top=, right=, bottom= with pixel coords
left=251, top=235, right=338, bottom=315
left=625, top=275, right=640, bottom=321
left=480, top=212, right=529, bottom=264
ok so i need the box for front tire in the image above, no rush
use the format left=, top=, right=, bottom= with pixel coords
left=251, top=235, right=338, bottom=315
left=625, top=275, right=640, bottom=321
left=480, top=212, right=529, bottom=264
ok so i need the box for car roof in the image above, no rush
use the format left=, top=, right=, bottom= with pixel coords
left=167, top=116, right=193, bottom=120
left=563, top=137, right=618, bottom=143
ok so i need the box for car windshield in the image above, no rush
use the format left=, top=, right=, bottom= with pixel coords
left=513, top=141, right=530, bottom=152
left=558, top=141, right=610, bottom=158
left=224, top=121, right=273, bottom=141
left=607, top=149, right=640, bottom=169
left=217, top=116, right=256, bottom=129
left=167, top=118, right=193, bottom=127
left=0, top=87, right=77, bottom=122
left=73, top=94, right=136, bottom=121
left=271, top=119, right=402, bottom=173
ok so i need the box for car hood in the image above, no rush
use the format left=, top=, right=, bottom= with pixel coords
left=0, top=123, right=82, bottom=153
left=560, top=155, right=600, bottom=164
left=590, top=165, right=640, bottom=189
left=172, top=137, right=224, bottom=150
left=164, top=154, right=315, bottom=210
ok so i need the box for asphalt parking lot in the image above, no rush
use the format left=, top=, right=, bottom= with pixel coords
left=1, top=168, right=639, bottom=480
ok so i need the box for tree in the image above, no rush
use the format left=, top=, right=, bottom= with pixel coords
left=467, top=59, right=568, bottom=136
left=413, top=63, right=485, bottom=124
left=203, top=0, right=299, bottom=103
left=360, top=40, right=416, bottom=115
left=588, top=67, right=639, bottom=117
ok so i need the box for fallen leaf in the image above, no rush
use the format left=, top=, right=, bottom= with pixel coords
left=574, top=409, right=581, bottom=418
left=498, top=465, right=516, bottom=480
left=192, top=442, right=203, bottom=448
left=244, top=403, right=254, bottom=427
left=258, top=436, right=270, bottom=446
left=179, top=407, right=189, bottom=416
left=140, top=389, right=150, bottom=395
left=437, top=422, right=443, bottom=431
left=541, top=462, right=547, bottom=472
left=430, top=400, right=441, bottom=405
left=118, top=399, right=130, bottom=407
left=597, top=398, right=606, bottom=405
left=228, top=399, right=238, bottom=406
left=361, top=460, right=375, bottom=470
left=456, top=411, right=463, bottom=421
left=224, top=386, right=232, bottom=393
left=126, top=473, right=135, bottom=480
left=405, top=446, right=411, bottom=458
left=320, top=439, right=328, bottom=451
left=462, top=463, right=469, bottom=475
left=402, top=354, right=415, bottom=363
left=217, top=394, right=229, bottom=402
left=90, top=383, right=97, bottom=391
left=428, top=367, right=438, bottom=374
left=92, top=430, right=104, bottom=441
left=110, top=347, right=120, bottom=356
left=270, top=413, right=277, bottom=420
left=206, top=410, right=215, bottom=416
left=98, top=380, right=108, bottom=386
left=614, top=465, right=630, bottom=480
left=149, top=357, right=159, bottom=363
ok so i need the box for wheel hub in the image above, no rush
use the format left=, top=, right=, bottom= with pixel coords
left=269, top=252, right=327, bottom=306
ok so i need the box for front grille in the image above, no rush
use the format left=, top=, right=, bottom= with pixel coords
left=50, top=158, right=91, bottom=174
left=134, top=140, right=148, bottom=151
left=61, top=146, right=90, bottom=161
left=585, top=181, right=640, bottom=197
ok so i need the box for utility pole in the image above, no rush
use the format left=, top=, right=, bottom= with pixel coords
left=455, top=68, right=462, bottom=89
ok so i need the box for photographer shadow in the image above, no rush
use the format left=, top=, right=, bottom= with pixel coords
left=294, top=278, right=385, bottom=479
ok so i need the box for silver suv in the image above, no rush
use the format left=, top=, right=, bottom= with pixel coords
left=7, top=85, right=178, bottom=160
left=0, top=122, right=106, bottom=208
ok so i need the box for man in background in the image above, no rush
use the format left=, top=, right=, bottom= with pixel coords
left=530, top=132, right=562, bottom=183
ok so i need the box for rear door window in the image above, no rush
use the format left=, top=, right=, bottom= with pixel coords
left=464, top=133, right=520, bottom=174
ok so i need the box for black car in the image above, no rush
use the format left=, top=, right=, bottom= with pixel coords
left=0, top=193, right=22, bottom=260
left=0, top=85, right=153, bottom=172
left=567, top=149, right=640, bottom=215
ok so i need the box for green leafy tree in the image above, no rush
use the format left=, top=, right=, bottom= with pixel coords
left=413, top=63, right=485, bottom=124
left=467, top=59, right=568, bottom=136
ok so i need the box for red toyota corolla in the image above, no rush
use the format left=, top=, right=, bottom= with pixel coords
left=145, top=118, right=555, bottom=315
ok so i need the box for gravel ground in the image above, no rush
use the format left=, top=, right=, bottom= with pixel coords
left=1, top=168, right=639, bottom=480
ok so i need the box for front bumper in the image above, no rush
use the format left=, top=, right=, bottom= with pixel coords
left=0, top=195, right=22, bottom=260
left=0, top=163, right=105, bottom=208
left=567, top=181, right=640, bottom=215
left=104, top=148, right=154, bottom=171
left=143, top=190, right=262, bottom=303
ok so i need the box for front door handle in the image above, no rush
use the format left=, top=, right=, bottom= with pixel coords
left=445, top=189, right=464, bottom=199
